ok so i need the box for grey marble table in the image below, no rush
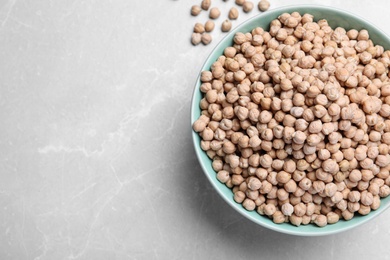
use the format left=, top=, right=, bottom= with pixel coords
left=1, top=0, right=390, bottom=259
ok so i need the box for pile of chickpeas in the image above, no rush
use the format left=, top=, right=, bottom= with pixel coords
left=192, top=12, right=390, bottom=227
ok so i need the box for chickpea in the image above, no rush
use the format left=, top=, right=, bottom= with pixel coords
left=221, top=20, right=232, bottom=33
left=264, top=203, right=277, bottom=216
left=234, top=190, right=246, bottom=203
left=243, top=198, right=256, bottom=211
left=276, top=171, right=291, bottom=184
left=229, top=7, right=239, bottom=20
left=201, top=0, right=211, bottom=10
left=258, top=0, right=270, bottom=12
left=243, top=1, right=254, bottom=13
left=191, top=5, right=202, bottom=16
left=205, top=20, right=215, bottom=32
left=293, top=131, right=307, bottom=144
left=209, top=7, right=221, bottom=19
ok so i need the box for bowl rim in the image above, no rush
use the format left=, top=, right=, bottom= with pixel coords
left=191, top=4, right=390, bottom=236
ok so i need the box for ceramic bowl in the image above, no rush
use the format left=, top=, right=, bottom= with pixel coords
left=191, top=5, right=390, bottom=236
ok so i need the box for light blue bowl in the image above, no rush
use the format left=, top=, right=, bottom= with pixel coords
left=191, top=5, right=390, bottom=236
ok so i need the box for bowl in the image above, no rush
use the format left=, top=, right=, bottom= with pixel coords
left=191, top=5, right=390, bottom=236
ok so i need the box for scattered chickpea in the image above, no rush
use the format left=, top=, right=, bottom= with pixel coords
left=205, top=20, right=215, bottom=32
left=229, top=7, right=239, bottom=20
left=243, top=1, right=254, bottom=13
left=235, top=0, right=245, bottom=6
left=258, top=0, right=270, bottom=12
left=191, top=5, right=202, bottom=16
left=201, top=33, right=212, bottom=45
left=201, top=0, right=211, bottom=11
left=191, top=33, right=202, bottom=46
left=222, top=20, right=232, bottom=33
left=209, top=7, right=221, bottom=19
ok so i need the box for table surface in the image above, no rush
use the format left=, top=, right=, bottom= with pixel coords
left=1, top=0, right=390, bottom=259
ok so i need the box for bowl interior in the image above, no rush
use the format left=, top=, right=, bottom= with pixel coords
left=191, top=5, right=390, bottom=236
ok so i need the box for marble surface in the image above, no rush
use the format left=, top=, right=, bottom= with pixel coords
left=1, top=0, right=390, bottom=259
